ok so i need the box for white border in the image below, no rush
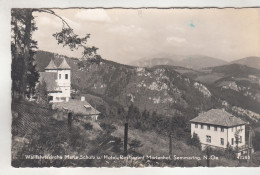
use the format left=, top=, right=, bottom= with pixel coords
left=1, top=0, right=260, bottom=174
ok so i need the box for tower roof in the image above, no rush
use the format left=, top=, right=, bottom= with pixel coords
left=190, top=109, right=247, bottom=127
left=45, top=59, right=58, bottom=70
left=58, top=58, right=71, bottom=70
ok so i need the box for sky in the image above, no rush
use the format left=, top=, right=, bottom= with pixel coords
left=32, top=8, right=260, bottom=64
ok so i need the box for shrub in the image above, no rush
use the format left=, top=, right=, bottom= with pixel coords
left=187, top=132, right=201, bottom=150
left=83, top=122, right=93, bottom=130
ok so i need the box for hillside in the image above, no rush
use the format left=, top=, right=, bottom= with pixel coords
left=178, top=55, right=227, bottom=69
left=35, top=50, right=260, bottom=126
left=231, top=57, right=260, bottom=70
left=35, top=51, right=216, bottom=118
left=12, top=50, right=260, bottom=167
left=167, top=64, right=260, bottom=120
left=129, top=55, right=227, bottom=70
left=12, top=99, right=249, bottom=167
left=129, top=57, right=179, bottom=68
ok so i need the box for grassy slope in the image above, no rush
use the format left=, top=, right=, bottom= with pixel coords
left=12, top=99, right=250, bottom=167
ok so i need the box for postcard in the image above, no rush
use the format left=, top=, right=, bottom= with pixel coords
left=10, top=7, right=260, bottom=167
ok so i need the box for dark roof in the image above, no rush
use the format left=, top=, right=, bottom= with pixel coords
left=52, top=99, right=100, bottom=116
left=45, top=59, right=58, bottom=70
left=190, top=109, right=246, bottom=127
left=58, top=58, right=71, bottom=70
left=39, top=72, right=61, bottom=92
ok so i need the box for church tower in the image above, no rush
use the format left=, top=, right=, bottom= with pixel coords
left=45, top=59, right=58, bottom=72
left=42, top=57, right=71, bottom=102
left=57, top=58, right=71, bottom=98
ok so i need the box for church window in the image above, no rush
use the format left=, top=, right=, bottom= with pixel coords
left=65, top=74, right=68, bottom=79
left=59, top=74, right=61, bottom=79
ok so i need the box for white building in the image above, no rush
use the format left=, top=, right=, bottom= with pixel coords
left=39, top=58, right=101, bottom=119
left=39, top=58, right=71, bottom=103
left=190, top=109, right=248, bottom=156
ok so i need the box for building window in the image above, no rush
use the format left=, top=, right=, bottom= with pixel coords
left=214, top=126, right=217, bottom=131
left=195, top=124, right=198, bottom=128
left=231, top=138, right=234, bottom=145
left=65, top=74, right=68, bottom=79
left=221, top=127, right=224, bottom=132
left=235, top=138, right=239, bottom=145
left=59, top=74, right=61, bottom=79
left=221, top=138, right=224, bottom=145
left=201, top=124, right=204, bottom=129
left=240, top=136, right=242, bottom=143
left=207, top=125, right=210, bottom=130
left=231, top=127, right=233, bottom=132
left=206, top=135, right=211, bottom=143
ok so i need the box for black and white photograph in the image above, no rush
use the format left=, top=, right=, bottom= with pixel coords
left=9, top=6, right=260, bottom=168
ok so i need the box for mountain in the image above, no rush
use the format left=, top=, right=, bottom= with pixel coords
left=35, top=51, right=260, bottom=124
left=173, top=64, right=260, bottom=117
left=35, top=51, right=217, bottom=118
left=231, top=56, right=260, bottom=70
left=129, top=55, right=227, bottom=69
left=128, top=57, right=180, bottom=68
left=178, top=55, right=228, bottom=69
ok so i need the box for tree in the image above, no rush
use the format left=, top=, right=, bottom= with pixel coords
left=187, top=132, right=201, bottom=150
left=11, top=8, right=99, bottom=99
left=26, top=40, right=40, bottom=99
left=35, top=80, right=48, bottom=105
left=234, top=128, right=243, bottom=153
left=225, top=142, right=236, bottom=159
left=11, top=9, right=36, bottom=99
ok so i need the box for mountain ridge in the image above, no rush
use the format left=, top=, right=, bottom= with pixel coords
left=128, top=55, right=228, bottom=69
left=35, top=50, right=260, bottom=124
left=231, top=56, right=260, bottom=70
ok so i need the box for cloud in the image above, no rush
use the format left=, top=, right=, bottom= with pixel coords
left=166, top=36, right=186, bottom=43
left=174, top=27, right=186, bottom=33
left=108, top=24, right=142, bottom=34
left=74, top=9, right=111, bottom=22
left=61, top=16, right=80, bottom=28
left=36, top=16, right=60, bottom=28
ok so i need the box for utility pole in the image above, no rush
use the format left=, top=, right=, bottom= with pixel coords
left=169, top=133, right=173, bottom=158
left=124, top=123, right=128, bottom=156
left=123, top=88, right=129, bottom=157
left=168, top=103, right=174, bottom=165
left=68, top=112, right=72, bottom=132
left=247, top=125, right=252, bottom=165
left=206, top=146, right=210, bottom=167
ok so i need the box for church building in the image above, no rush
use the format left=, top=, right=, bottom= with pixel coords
left=39, top=58, right=71, bottom=103
left=39, top=57, right=100, bottom=120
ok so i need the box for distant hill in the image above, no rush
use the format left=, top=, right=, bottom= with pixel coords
left=129, top=57, right=179, bottom=68
left=35, top=51, right=260, bottom=123
left=35, top=50, right=217, bottom=118
left=129, top=55, right=227, bottom=69
left=178, top=55, right=228, bottom=69
left=171, top=63, right=260, bottom=115
left=231, top=56, right=260, bottom=70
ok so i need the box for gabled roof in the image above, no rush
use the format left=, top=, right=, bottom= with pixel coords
left=45, top=59, right=58, bottom=70
left=52, top=99, right=100, bottom=116
left=190, top=109, right=246, bottom=127
left=58, top=58, right=71, bottom=70
left=39, top=72, right=61, bottom=92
